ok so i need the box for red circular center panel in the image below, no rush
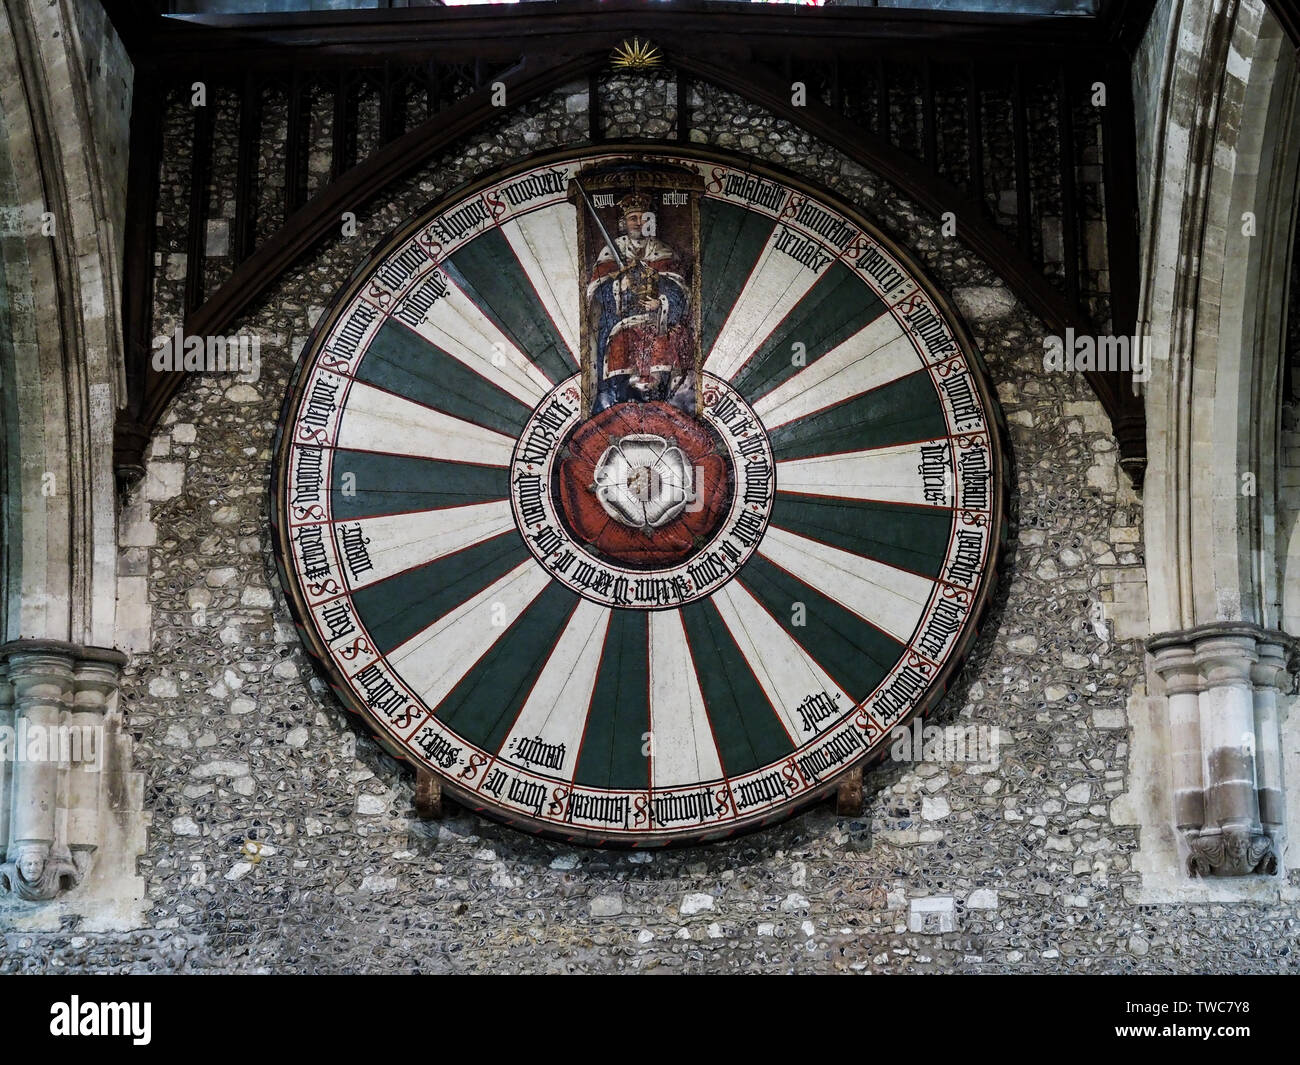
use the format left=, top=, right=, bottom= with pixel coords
left=556, top=400, right=734, bottom=569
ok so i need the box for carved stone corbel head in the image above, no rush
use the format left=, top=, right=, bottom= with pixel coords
left=0, top=842, right=90, bottom=902
left=1186, top=825, right=1278, bottom=878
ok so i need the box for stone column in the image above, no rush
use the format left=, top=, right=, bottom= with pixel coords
left=0, top=640, right=127, bottom=902
left=2, top=644, right=76, bottom=900
left=1194, top=635, right=1270, bottom=876
left=1151, top=641, right=1203, bottom=836
left=67, top=652, right=125, bottom=872
left=0, top=663, right=12, bottom=862
left=1147, top=622, right=1295, bottom=878
left=1251, top=638, right=1290, bottom=846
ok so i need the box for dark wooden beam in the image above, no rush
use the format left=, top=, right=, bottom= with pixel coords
left=676, top=69, right=690, bottom=143
left=183, top=95, right=215, bottom=316
left=671, top=49, right=1145, bottom=482
left=588, top=71, right=602, bottom=143
left=232, top=70, right=260, bottom=265
left=284, top=68, right=305, bottom=217
left=116, top=22, right=1147, bottom=486
left=875, top=57, right=890, bottom=142
left=379, top=61, right=398, bottom=146
left=921, top=58, right=937, bottom=170
left=1058, top=66, right=1080, bottom=314
left=330, top=70, right=355, bottom=182
left=135, top=1, right=1121, bottom=73
left=966, top=62, right=985, bottom=214
left=121, top=51, right=603, bottom=462
left=1011, top=66, right=1033, bottom=257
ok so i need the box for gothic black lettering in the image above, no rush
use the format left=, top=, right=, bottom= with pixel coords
left=946, top=528, right=984, bottom=588
left=292, top=447, right=324, bottom=507
left=940, top=373, right=982, bottom=429
left=354, top=663, right=414, bottom=727
left=796, top=728, right=864, bottom=781
left=772, top=225, right=833, bottom=273
left=853, top=242, right=906, bottom=292
left=959, top=446, right=990, bottom=511
left=429, top=199, right=491, bottom=244
left=300, top=375, right=340, bottom=432
left=918, top=442, right=950, bottom=506
left=375, top=244, right=431, bottom=292
left=330, top=301, right=377, bottom=361
left=508, top=776, right=547, bottom=816
left=795, top=200, right=855, bottom=250
left=320, top=600, right=356, bottom=643
left=795, top=690, right=840, bottom=734
left=906, top=302, right=958, bottom=360
left=722, top=172, right=787, bottom=213
left=566, top=792, right=631, bottom=827
left=413, top=728, right=461, bottom=770
left=510, top=735, right=567, bottom=772
left=294, top=524, right=331, bottom=582
left=873, top=664, right=930, bottom=724
left=514, top=470, right=547, bottom=527
left=500, top=167, right=568, bottom=207
left=651, top=789, right=717, bottom=825
left=734, top=771, right=793, bottom=810
left=917, top=598, right=965, bottom=660
left=394, top=270, right=450, bottom=327
left=337, top=523, right=373, bottom=580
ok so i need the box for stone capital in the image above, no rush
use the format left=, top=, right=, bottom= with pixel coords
left=1149, top=641, right=1200, bottom=695
left=1252, top=639, right=1294, bottom=693
left=72, top=652, right=125, bottom=712
left=2, top=644, right=76, bottom=705
left=1192, top=635, right=1258, bottom=689
left=1146, top=621, right=1300, bottom=691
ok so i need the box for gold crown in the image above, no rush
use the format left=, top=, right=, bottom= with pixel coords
left=619, top=191, right=653, bottom=214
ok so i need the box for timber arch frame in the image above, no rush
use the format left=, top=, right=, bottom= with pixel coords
left=109, top=0, right=1165, bottom=486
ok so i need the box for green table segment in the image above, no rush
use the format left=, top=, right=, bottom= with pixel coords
left=273, top=145, right=1005, bottom=846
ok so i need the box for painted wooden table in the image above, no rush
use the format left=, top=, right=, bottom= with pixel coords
left=272, top=145, right=1005, bottom=845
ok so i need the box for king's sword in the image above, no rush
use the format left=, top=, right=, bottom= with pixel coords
left=574, top=178, right=627, bottom=272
